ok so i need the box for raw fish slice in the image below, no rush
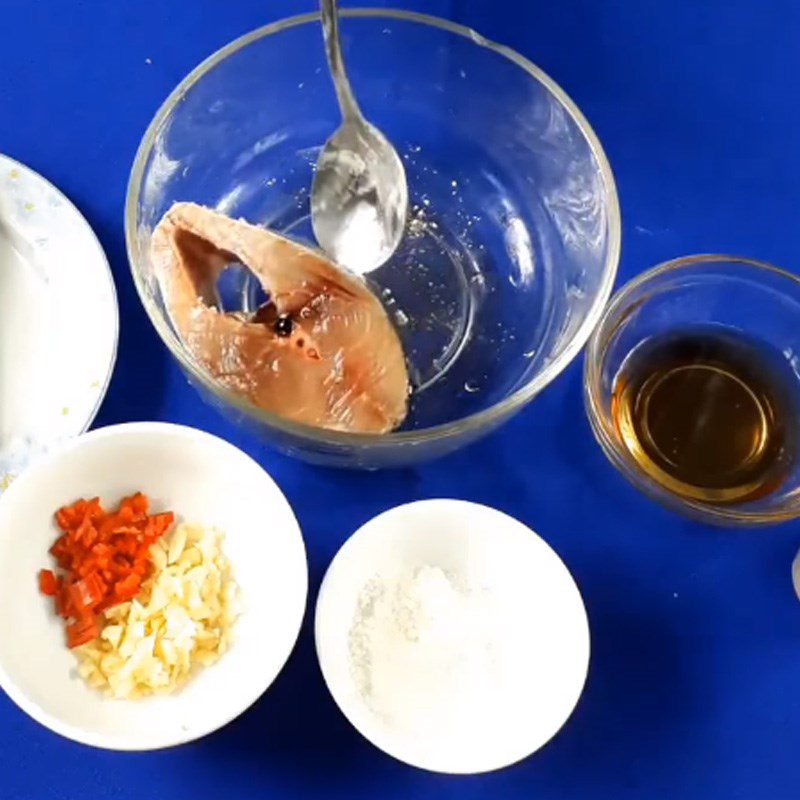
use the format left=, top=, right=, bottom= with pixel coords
left=151, top=202, right=409, bottom=433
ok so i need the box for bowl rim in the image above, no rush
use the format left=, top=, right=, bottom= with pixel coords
left=0, top=421, right=308, bottom=750
left=125, top=8, right=621, bottom=448
left=583, top=253, right=800, bottom=526
left=313, top=498, right=591, bottom=774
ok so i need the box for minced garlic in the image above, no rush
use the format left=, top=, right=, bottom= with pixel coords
left=76, top=522, right=239, bottom=699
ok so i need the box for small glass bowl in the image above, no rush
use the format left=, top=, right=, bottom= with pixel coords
left=584, top=255, right=800, bottom=526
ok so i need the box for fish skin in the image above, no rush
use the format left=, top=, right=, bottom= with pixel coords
left=151, top=202, right=409, bottom=433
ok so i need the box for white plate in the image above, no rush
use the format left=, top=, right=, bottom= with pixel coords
left=0, top=155, right=118, bottom=487
left=315, top=499, right=590, bottom=774
left=0, top=422, right=308, bottom=749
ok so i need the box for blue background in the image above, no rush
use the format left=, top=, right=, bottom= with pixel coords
left=2, top=1, right=800, bottom=798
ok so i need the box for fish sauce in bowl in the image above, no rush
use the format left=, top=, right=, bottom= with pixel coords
left=612, top=327, right=800, bottom=504
left=585, top=254, right=800, bottom=525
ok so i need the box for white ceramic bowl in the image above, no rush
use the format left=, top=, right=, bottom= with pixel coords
left=315, top=500, right=590, bottom=774
left=0, top=422, right=307, bottom=749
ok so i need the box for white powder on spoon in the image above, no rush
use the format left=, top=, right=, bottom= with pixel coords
left=348, top=565, right=524, bottom=745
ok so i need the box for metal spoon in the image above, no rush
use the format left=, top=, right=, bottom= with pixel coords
left=311, top=0, right=408, bottom=275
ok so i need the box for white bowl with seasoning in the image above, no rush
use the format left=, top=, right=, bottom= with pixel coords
left=0, top=422, right=307, bottom=749
left=315, top=500, right=590, bottom=774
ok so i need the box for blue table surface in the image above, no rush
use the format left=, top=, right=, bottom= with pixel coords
left=3, top=1, right=800, bottom=798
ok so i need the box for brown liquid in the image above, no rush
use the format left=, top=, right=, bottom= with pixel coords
left=612, top=328, right=798, bottom=504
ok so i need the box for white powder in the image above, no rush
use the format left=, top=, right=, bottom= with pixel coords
left=348, top=565, right=523, bottom=746
left=327, top=199, right=387, bottom=275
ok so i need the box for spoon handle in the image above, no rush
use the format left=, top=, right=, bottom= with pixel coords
left=320, top=0, right=361, bottom=121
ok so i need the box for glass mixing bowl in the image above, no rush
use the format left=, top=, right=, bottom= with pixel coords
left=126, top=10, right=620, bottom=468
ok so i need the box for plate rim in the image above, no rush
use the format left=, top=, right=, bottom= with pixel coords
left=0, top=153, right=120, bottom=474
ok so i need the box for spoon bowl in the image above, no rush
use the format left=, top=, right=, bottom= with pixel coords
left=312, top=117, right=408, bottom=274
